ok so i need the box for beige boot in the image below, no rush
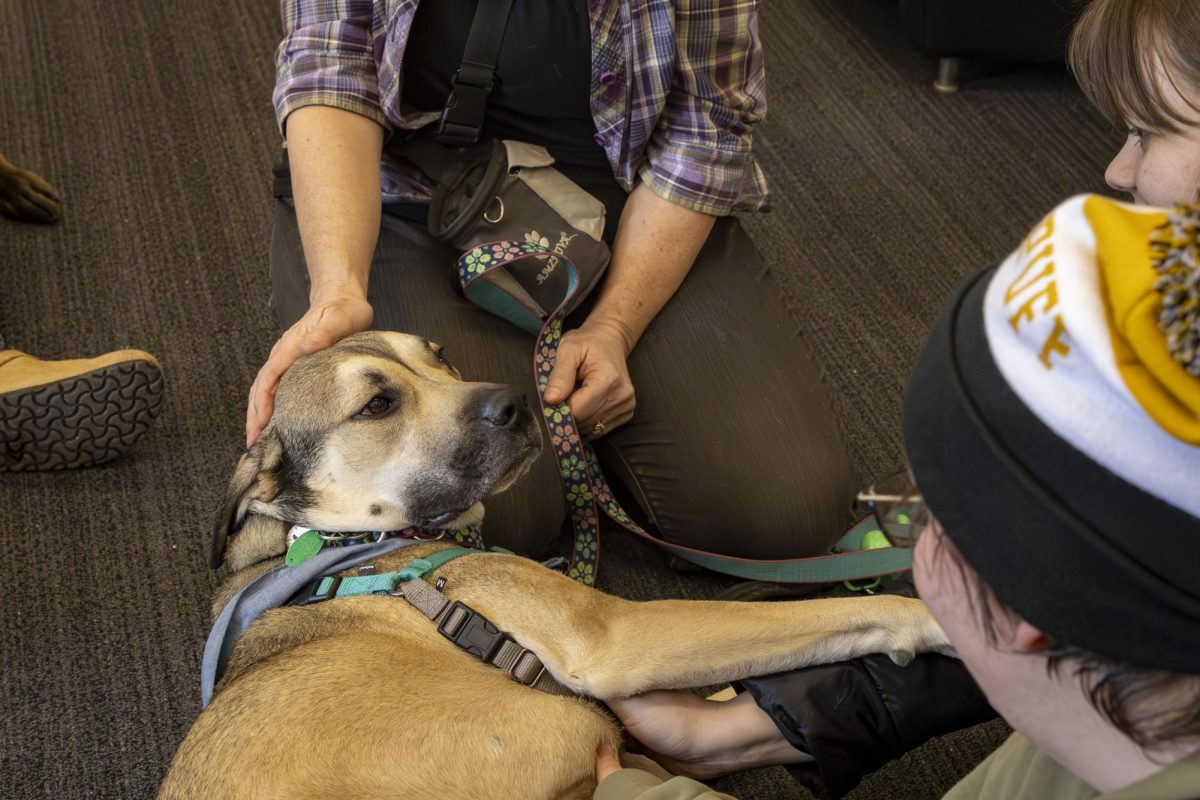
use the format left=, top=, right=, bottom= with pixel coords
left=0, top=348, right=163, bottom=471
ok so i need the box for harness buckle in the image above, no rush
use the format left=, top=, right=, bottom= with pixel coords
left=437, top=76, right=490, bottom=146
left=437, top=600, right=508, bottom=661
left=290, top=575, right=342, bottom=606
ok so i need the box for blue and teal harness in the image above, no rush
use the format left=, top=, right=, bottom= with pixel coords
left=200, top=531, right=575, bottom=707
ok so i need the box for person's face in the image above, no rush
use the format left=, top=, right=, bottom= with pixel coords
left=1104, top=67, right=1200, bottom=206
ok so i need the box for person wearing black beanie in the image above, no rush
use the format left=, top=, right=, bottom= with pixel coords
left=593, top=193, right=1200, bottom=799
left=591, top=0, right=1200, bottom=795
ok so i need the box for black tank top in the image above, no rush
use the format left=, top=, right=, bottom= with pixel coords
left=403, top=0, right=610, bottom=172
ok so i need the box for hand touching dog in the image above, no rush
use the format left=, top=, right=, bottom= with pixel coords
left=245, top=289, right=372, bottom=447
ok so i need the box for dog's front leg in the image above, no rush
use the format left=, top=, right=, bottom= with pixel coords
left=465, top=561, right=947, bottom=701
left=562, top=593, right=949, bottom=699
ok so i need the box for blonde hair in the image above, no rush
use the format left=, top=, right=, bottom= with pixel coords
left=1068, top=0, right=1200, bottom=133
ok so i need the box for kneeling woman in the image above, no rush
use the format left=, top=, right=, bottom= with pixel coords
left=247, top=0, right=857, bottom=564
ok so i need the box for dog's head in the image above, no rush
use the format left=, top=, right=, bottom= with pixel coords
left=212, top=332, right=543, bottom=570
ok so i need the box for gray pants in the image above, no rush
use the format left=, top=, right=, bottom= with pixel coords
left=270, top=199, right=857, bottom=560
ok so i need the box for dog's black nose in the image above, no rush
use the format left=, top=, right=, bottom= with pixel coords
left=479, top=388, right=528, bottom=429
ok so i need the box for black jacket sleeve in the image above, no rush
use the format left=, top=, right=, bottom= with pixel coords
left=732, top=579, right=997, bottom=798
left=738, top=653, right=996, bottom=798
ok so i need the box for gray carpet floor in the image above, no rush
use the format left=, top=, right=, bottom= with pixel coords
left=0, top=0, right=1115, bottom=797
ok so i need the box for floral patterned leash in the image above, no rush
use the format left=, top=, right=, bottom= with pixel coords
left=459, top=239, right=626, bottom=584
left=457, top=241, right=916, bottom=586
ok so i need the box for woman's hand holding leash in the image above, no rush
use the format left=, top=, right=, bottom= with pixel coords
left=544, top=319, right=636, bottom=438
left=544, top=183, right=715, bottom=439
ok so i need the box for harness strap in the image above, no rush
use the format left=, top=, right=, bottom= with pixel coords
left=202, top=537, right=424, bottom=708
left=397, top=578, right=576, bottom=697
left=293, top=547, right=578, bottom=699
left=437, top=0, right=515, bottom=145
left=399, top=571, right=453, bottom=619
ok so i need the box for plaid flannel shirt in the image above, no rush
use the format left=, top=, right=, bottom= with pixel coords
left=273, top=0, right=769, bottom=215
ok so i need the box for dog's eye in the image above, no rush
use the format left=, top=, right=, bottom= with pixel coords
left=356, top=395, right=393, bottom=418
left=431, top=344, right=448, bottom=364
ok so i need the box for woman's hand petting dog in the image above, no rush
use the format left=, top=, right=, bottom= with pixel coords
left=0, top=153, right=60, bottom=224
left=543, top=318, right=636, bottom=438
left=246, top=287, right=373, bottom=447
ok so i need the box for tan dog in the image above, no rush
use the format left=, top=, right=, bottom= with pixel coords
left=160, top=332, right=947, bottom=800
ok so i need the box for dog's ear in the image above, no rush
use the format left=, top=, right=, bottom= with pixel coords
left=210, top=432, right=285, bottom=569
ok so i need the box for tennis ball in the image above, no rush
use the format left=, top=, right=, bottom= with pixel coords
left=860, top=529, right=891, bottom=550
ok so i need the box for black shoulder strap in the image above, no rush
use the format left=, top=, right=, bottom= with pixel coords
left=437, top=0, right=516, bottom=146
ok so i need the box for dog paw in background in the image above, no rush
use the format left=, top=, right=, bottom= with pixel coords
left=0, top=151, right=60, bottom=223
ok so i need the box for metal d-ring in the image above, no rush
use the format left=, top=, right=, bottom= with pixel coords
left=483, top=196, right=504, bottom=224
left=410, top=529, right=447, bottom=542
left=318, top=531, right=373, bottom=543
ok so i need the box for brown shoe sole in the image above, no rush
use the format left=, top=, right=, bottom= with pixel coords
left=1, top=359, right=163, bottom=471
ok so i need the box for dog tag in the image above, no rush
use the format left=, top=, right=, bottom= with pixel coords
left=285, top=529, right=324, bottom=568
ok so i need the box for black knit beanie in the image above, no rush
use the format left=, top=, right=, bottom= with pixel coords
left=902, top=195, right=1200, bottom=673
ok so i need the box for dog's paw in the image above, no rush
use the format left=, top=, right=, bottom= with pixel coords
left=917, top=615, right=951, bottom=651
left=886, top=598, right=951, bottom=665
left=934, top=642, right=959, bottom=659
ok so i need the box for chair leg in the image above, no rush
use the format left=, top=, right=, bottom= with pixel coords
left=934, top=57, right=961, bottom=93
